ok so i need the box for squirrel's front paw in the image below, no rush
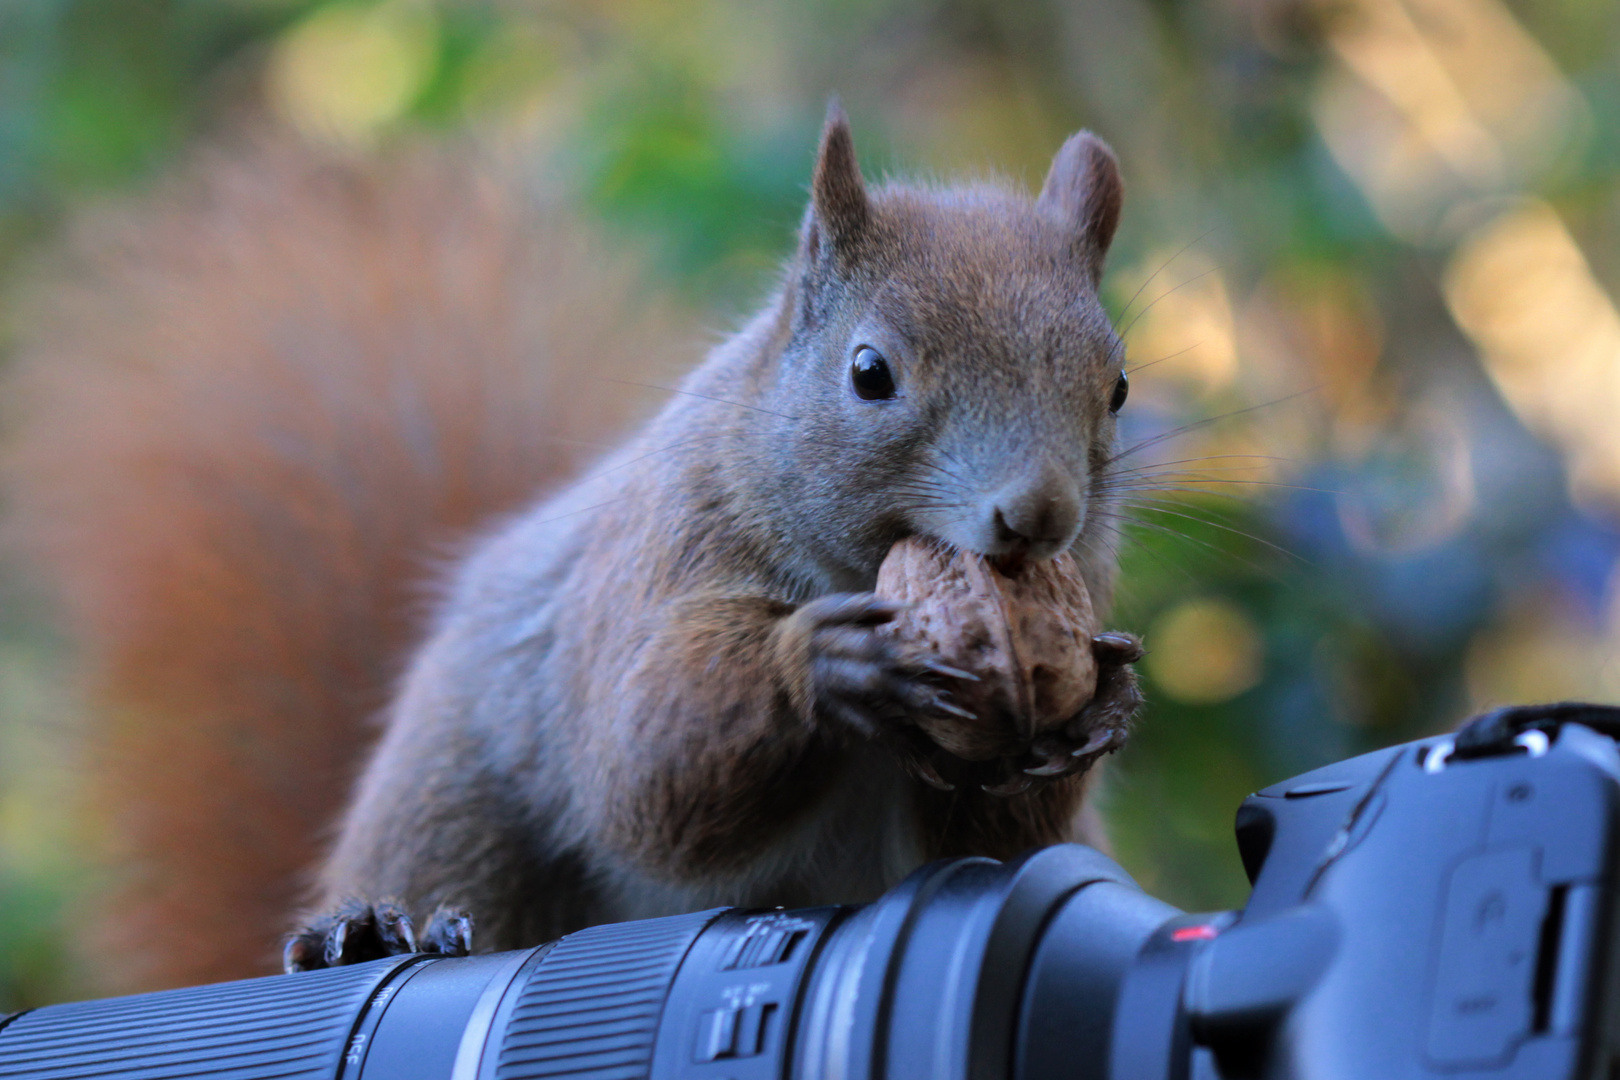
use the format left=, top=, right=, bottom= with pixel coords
left=283, top=900, right=474, bottom=972
left=784, top=593, right=975, bottom=766
left=980, top=631, right=1145, bottom=796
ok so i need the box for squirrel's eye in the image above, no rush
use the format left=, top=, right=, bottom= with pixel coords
left=851, top=346, right=896, bottom=401
left=1109, top=371, right=1129, bottom=414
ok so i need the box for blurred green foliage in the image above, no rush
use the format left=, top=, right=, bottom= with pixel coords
left=0, top=3, right=304, bottom=261
left=3, top=0, right=1620, bottom=1008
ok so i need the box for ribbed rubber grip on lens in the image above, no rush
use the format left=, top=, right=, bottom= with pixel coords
left=0, top=956, right=412, bottom=1080
left=495, top=909, right=720, bottom=1080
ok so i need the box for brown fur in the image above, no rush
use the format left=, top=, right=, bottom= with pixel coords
left=2, top=136, right=681, bottom=991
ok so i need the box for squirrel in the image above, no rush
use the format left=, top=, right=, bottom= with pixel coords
left=3, top=105, right=1143, bottom=991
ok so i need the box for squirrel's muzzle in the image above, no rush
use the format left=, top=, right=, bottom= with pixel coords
left=976, top=458, right=1082, bottom=563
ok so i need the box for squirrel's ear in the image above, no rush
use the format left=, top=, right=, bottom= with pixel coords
left=1038, top=131, right=1123, bottom=286
left=805, top=99, right=870, bottom=262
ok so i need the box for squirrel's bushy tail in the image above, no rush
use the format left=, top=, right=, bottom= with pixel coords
left=2, top=135, right=681, bottom=992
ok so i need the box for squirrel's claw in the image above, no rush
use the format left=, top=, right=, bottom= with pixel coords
left=929, top=695, right=977, bottom=721
left=421, top=907, right=475, bottom=957
left=1061, top=632, right=1145, bottom=741
left=285, top=899, right=416, bottom=972
left=911, top=756, right=958, bottom=791
left=802, top=597, right=1143, bottom=799
left=1092, top=631, right=1146, bottom=664
left=1021, top=739, right=1077, bottom=777
left=917, top=657, right=981, bottom=682
left=799, top=591, right=988, bottom=748
left=1018, top=725, right=1122, bottom=777
left=323, top=906, right=415, bottom=967
left=283, top=933, right=323, bottom=974
left=1069, top=726, right=1122, bottom=759
left=283, top=899, right=472, bottom=972
left=981, top=772, right=1036, bottom=797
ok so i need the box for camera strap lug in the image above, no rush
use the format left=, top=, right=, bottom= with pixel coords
left=1421, top=702, right=1620, bottom=771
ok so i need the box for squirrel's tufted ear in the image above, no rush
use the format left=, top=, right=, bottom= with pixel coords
left=806, top=99, right=870, bottom=262
left=1038, top=131, right=1123, bottom=287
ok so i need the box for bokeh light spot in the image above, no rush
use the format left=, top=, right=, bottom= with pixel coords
left=1122, top=256, right=1237, bottom=401
left=267, top=0, right=440, bottom=146
left=1465, top=597, right=1606, bottom=709
left=1145, top=598, right=1266, bottom=705
left=1445, top=201, right=1620, bottom=512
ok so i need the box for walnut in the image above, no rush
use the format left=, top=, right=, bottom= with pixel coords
left=875, top=538, right=1099, bottom=761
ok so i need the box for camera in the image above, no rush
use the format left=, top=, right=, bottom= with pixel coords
left=4, top=703, right=1618, bottom=1080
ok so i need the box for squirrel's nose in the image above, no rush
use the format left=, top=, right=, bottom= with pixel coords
left=984, top=461, right=1082, bottom=561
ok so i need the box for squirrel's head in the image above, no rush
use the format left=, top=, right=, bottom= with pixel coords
left=767, top=103, right=1127, bottom=596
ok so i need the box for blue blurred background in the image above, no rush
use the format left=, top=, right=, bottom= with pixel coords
left=1, top=0, right=1618, bottom=1007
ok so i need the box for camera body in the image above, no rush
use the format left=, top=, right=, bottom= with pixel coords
left=1089, top=713, right=1620, bottom=1080
left=3, top=708, right=1619, bottom=1080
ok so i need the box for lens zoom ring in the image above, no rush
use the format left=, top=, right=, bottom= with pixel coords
left=496, top=909, right=719, bottom=1080
left=0, top=956, right=410, bottom=1080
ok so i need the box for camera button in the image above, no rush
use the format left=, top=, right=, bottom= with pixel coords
left=1427, top=846, right=1541, bottom=1067
left=696, top=1006, right=739, bottom=1061
left=1282, top=780, right=1354, bottom=798
left=694, top=1003, right=776, bottom=1062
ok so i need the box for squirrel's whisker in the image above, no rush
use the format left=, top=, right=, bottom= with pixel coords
left=1117, top=501, right=1305, bottom=566
left=1109, top=452, right=1295, bottom=474
left=1077, top=516, right=1204, bottom=587
left=1123, top=343, right=1202, bottom=376
left=1115, top=266, right=1219, bottom=346
left=1107, top=390, right=1315, bottom=467
left=1089, top=509, right=1289, bottom=584
left=1110, top=225, right=1220, bottom=329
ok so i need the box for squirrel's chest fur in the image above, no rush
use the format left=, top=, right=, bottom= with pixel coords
left=375, top=436, right=933, bottom=927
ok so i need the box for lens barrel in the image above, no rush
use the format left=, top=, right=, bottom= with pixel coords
left=0, top=844, right=1178, bottom=1080
left=0, top=953, right=418, bottom=1080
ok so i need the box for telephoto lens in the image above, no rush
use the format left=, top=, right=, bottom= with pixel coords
left=0, top=845, right=1176, bottom=1080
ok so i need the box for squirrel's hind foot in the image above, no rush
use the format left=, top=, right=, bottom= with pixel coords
left=283, top=900, right=474, bottom=972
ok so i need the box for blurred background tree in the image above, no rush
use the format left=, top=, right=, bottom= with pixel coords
left=1, top=0, right=1617, bottom=1009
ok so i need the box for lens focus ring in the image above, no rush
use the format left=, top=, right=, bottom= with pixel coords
left=492, top=910, right=720, bottom=1080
